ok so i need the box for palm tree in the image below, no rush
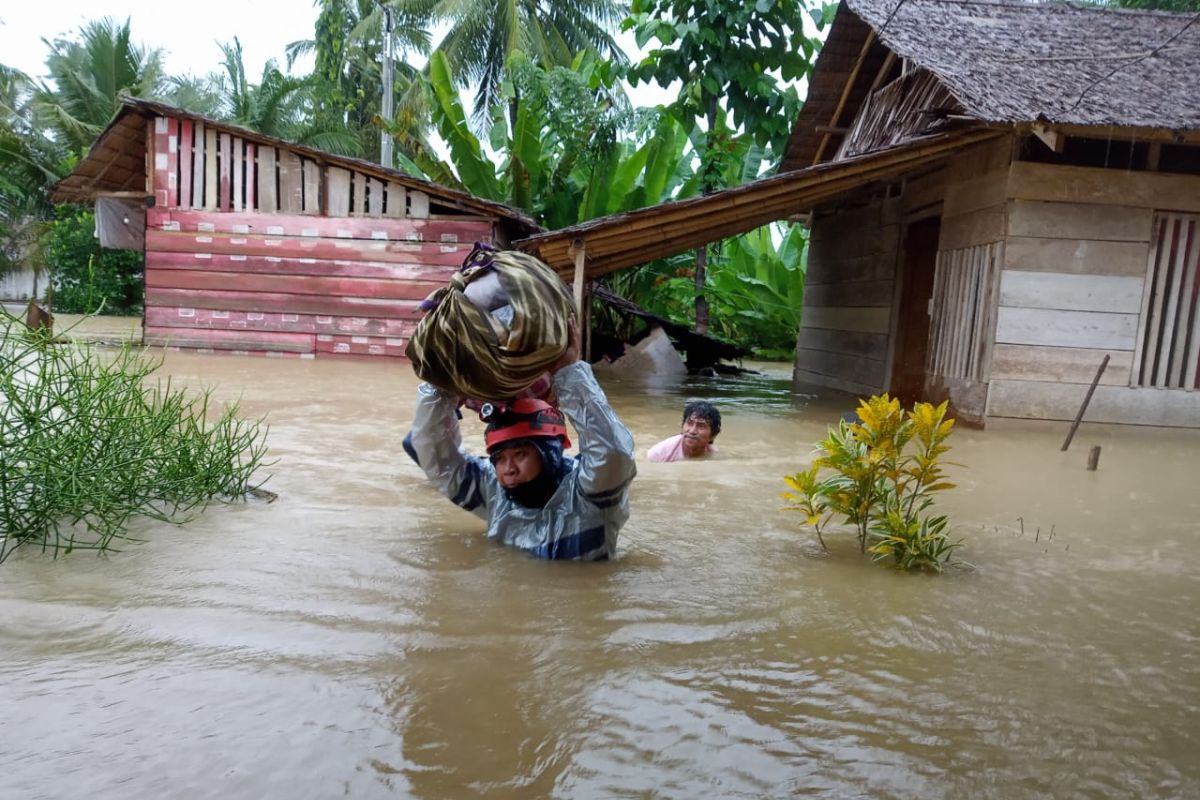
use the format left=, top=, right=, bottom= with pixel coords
left=32, top=17, right=165, bottom=154
left=0, top=65, right=59, bottom=277
left=432, top=0, right=630, bottom=124
left=287, top=0, right=438, bottom=161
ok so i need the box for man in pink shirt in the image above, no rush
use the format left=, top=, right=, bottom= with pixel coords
left=647, top=401, right=721, bottom=462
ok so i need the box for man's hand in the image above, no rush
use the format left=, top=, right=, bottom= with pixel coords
left=552, top=317, right=581, bottom=373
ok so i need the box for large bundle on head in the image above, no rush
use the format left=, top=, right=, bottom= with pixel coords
left=406, top=244, right=575, bottom=402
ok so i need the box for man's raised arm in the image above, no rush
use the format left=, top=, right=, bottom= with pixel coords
left=552, top=361, right=636, bottom=502
left=404, top=384, right=491, bottom=518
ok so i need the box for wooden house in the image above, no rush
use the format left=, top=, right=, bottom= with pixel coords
left=51, top=98, right=538, bottom=359
left=515, top=0, right=1200, bottom=428
left=782, top=0, right=1200, bottom=426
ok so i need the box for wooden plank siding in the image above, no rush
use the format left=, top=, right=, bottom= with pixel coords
left=984, top=159, right=1200, bottom=425
left=1134, top=213, right=1200, bottom=389
left=920, top=139, right=1011, bottom=421
left=141, top=193, right=493, bottom=358
left=793, top=198, right=901, bottom=396
left=987, top=381, right=1200, bottom=427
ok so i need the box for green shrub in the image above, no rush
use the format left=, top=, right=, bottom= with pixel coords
left=0, top=311, right=271, bottom=562
left=41, top=204, right=143, bottom=314
left=782, top=394, right=962, bottom=572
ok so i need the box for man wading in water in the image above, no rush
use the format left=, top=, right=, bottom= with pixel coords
left=404, top=323, right=637, bottom=560
left=647, top=401, right=721, bottom=463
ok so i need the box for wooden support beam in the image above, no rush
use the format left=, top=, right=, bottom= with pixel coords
left=812, top=31, right=875, bottom=166
left=1032, top=124, right=1065, bottom=153
left=869, top=50, right=897, bottom=93
left=570, top=238, right=587, bottom=316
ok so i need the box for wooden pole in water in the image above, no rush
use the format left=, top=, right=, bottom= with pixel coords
left=570, top=238, right=589, bottom=360
left=1087, top=445, right=1102, bottom=471
left=1061, top=354, right=1110, bottom=452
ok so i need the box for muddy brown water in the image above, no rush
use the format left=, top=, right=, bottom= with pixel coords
left=2, top=351, right=1198, bottom=799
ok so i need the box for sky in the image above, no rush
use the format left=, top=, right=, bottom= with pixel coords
left=1, top=1, right=320, bottom=81
left=0, top=1, right=677, bottom=105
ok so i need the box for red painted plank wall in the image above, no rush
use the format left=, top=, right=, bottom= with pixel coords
left=146, top=114, right=497, bottom=359
left=143, top=210, right=491, bottom=359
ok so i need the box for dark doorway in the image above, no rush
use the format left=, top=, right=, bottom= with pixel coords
left=888, top=217, right=941, bottom=405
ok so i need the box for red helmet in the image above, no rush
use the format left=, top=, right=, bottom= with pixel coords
left=484, top=398, right=572, bottom=453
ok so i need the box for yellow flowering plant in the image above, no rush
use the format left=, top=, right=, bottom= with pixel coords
left=782, top=394, right=961, bottom=572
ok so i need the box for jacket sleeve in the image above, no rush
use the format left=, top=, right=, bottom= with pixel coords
left=403, top=383, right=492, bottom=519
left=552, top=361, right=637, bottom=504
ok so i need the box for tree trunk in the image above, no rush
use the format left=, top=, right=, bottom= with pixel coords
left=693, top=95, right=719, bottom=336
left=694, top=246, right=709, bottom=335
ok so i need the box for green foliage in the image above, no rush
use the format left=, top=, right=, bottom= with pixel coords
left=41, top=206, right=143, bottom=315
left=1, top=67, right=61, bottom=275
left=782, top=395, right=962, bottom=572
left=1101, top=0, right=1200, bottom=9
left=0, top=312, right=271, bottom=563
left=33, top=17, right=165, bottom=154
left=433, top=0, right=630, bottom=122
left=602, top=222, right=806, bottom=356
left=401, top=53, right=690, bottom=227
left=625, top=0, right=821, bottom=155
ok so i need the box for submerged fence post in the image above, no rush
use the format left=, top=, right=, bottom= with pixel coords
left=1061, top=354, right=1110, bottom=452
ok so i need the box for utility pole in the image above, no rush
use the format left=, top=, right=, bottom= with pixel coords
left=380, top=5, right=395, bottom=169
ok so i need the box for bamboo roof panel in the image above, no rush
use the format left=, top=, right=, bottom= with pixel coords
left=515, top=128, right=1003, bottom=280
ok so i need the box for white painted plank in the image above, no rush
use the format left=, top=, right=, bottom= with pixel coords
left=991, top=344, right=1133, bottom=385
left=302, top=160, right=321, bottom=215
left=231, top=136, right=243, bottom=211
left=204, top=126, right=218, bottom=210
left=191, top=121, right=205, bottom=208
left=257, top=147, right=277, bottom=213
left=1008, top=160, right=1200, bottom=214
left=1008, top=200, right=1153, bottom=242
left=384, top=182, right=406, bottom=218
left=801, top=306, right=890, bottom=335
left=326, top=167, right=351, bottom=217
left=795, top=327, right=888, bottom=359
left=987, top=380, right=1200, bottom=427
left=1003, top=236, right=1149, bottom=277
left=792, top=367, right=881, bottom=398
left=278, top=151, right=303, bottom=214
left=794, top=347, right=886, bottom=387
left=995, top=307, right=1139, bottom=350
left=408, top=190, right=429, bottom=219
left=999, top=271, right=1144, bottom=314
left=367, top=177, right=384, bottom=216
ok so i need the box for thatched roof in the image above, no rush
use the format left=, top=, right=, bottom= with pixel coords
left=784, top=0, right=1200, bottom=170
left=50, top=97, right=540, bottom=233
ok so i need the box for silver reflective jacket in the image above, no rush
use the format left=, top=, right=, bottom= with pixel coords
left=405, top=361, right=636, bottom=560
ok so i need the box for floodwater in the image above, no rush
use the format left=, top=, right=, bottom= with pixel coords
left=2, top=349, right=1199, bottom=799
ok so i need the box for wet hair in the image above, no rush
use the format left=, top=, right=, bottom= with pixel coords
left=682, top=400, right=721, bottom=438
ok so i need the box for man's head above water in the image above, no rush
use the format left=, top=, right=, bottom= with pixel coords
left=484, top=399, right=573, bottom=507
left=679, top=400, right=721, bottom=459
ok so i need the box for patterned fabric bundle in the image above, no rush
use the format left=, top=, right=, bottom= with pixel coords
left=405, top=244, right=575, bottom=402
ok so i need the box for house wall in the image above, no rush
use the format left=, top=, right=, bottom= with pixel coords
left=923, top=137, right=1012, bottom=422
left=142, top=114, right=494, bottom=359
left=793, top=198, right=901, bottom=396
left=0, top=269, right=37, bottom=301
left=987, top=161, right=1200, bottom=426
